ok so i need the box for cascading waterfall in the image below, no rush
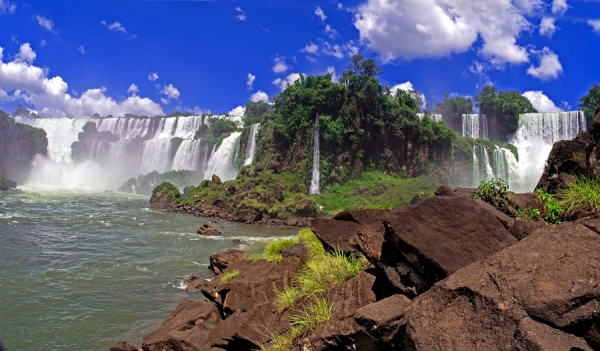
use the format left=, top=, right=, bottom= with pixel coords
left=171, top=139, right=203, bottom=171
left=417, top=113, right=443, bottom=122
left=243, top=123, right=260, bottom=166
left=462, top=114, right=488, bottom=139
left=471, top=145, right=517, bottom=187
left=309, top=114, right=320, bottom=195
left=204, top=132, right=242, bottom=182
left=508, top=111, right=587, bottom=192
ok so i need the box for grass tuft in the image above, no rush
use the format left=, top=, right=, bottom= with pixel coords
left=288, top=296, right=333, bottom=331
left=220, top=269, right=240, bottom=283
left=557, top=175, right=600, bottom=219
left=262, top=238, right=300, bottom=262
left=275, top=285, right=302, bottom=310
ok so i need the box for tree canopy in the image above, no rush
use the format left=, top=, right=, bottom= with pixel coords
left=579, top=84, right=600, bottom=128
left=434, top=94, right=474, bottom=132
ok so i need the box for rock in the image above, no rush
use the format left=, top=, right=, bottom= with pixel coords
left=273, top=183, right=284, bottom=201
left=184, top=274, right=203, bottom=285
left=0, top=176, right=17, bottom=191
left=211, top=174, right=222, bottom=185
left=404, top=220, right=600, bottom=350
left=231, top=238, right=241, bottom=245
left=514, top=317, right=593, bottom=351
left=355, top=294, right=411, bottom=345
left=505, top=192, right=539, bottom=210
left=142, top=299, right=221, bottom=351
left=511, top=219, right=546, bottom=240
left=474, top=199, right=515, bottom=232
left=280, top=243, right=309, bottom=262
left=109, top=341, right=139, bottom=351
left=208, top=249, right=247, bottom=275
left=381, top=196, right=517, bottom=294
left=149, top=183, right=180, bottom=211
left=197, top=223, right=222, bottom=236
left=409, top=193, right=428, bottom=205
left=452, top=187, right=477, bottom=197
left=434, top=184, right=452, bottom=196
left=310, top=218, right=362, bottom=254
left=333, top=209, right=390, bottom=234
left=537, top=137, right=589, bottom=193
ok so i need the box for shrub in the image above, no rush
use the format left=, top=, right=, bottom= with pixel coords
left=535, top=189, right=563, bottom=224
left=473, top=178, right=508, bottom=200
left=556, top=176, right=600, bottom=219
left=152, top=182, right=180, bottom=199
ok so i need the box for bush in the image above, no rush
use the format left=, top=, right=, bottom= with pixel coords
left=152, top=182, right=180, bottom=199
left=556, top=176, right=600, bottom=219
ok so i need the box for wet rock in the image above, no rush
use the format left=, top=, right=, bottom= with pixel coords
left=109, top=341, right=139, bottom=351
left=355, top=294, right=411, bottom=345
left=197, top=223, right=222, bottom=236
left=405, top=220, right=600, bottom=350
left=310, top=218, right=362, bottom=254
left=142, top=299, right=221, bottom=351
left=0, top=176, right=17, bottom=190
left=208, top=249, right=248, bottom=275
left=231, top=238, right=241, bottom=245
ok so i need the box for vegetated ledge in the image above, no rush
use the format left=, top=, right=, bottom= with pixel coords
left=149, top=166, right=320, bottom=228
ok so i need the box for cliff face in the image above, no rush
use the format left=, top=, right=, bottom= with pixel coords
left=0, top=110, right=48, bottom=182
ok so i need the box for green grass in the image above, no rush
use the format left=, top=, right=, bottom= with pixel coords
left=220, top=269, right=240, bottom=283
left=315, top=172, right=440, bottom=216
left=557, top=175, right=600, bottom=219
left=262, top=238, right=300, bottom=262
left=288, top=296, right=333, bottom=331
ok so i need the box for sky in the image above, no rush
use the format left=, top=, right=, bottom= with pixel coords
left=0, top=0, right=599, bottom=118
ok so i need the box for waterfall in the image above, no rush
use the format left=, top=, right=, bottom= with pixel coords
left=508, top=111, right=587, bottom=192
left=243, top=123, right=260, bottom=166
left=471, top=145, right=516, bottom=186
left=204, top=132, right=242, bottom=182
left=462, top=114, right=488, bottom=139
left=13, top=115, right=208, bottom=189
left=309, top=114, right=320, bottom=195
left=416, top=113, right=443, bottom=122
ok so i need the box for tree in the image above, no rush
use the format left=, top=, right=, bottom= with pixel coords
left=434, top=94, right=474, bottom=132
left=579, top=84, right=600, bottom=128
left=475, top=85, right=537, bottom=141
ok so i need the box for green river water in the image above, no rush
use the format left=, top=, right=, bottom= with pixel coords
left=0, top=188, right=292, bottom=350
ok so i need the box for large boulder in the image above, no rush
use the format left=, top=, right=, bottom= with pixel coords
left=208, top=249, right=248, bottom=275
left=404, top=218, right=600, bottom=350
left=197, top=223, right=221, bottom=236
left=588, top=109, right=600, bottom=177
left=310, top=218, right=362, bottom=254
left=354, top=294, right=412, bottom=346
left=0, top=176, right=17, bottom=190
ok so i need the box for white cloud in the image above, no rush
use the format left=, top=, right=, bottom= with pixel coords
left=539, top=17, right=557, bottom=37
left=551, top=0, right=568, bottom=15
left=0, top=0, right=16, bottom=15
left=148, top=72, right=159, bottom=82
left=228, top=105, right=245, bottom=117
left=469, top=60, right=492, bottom=87
left=526, top=47, right=563, bottom=80
left=353, top=0, right=531, bottom=65
left=246, top=73, right=256, bottom=90
left=272, top=73, right=301, bottom=91
left=78, top=46, right=85, bottom=55
left=302, top=42, right=319, bottom=54
left=36, top=15, right=55, bottom=32
left=320, top=40, right=358, bottom=59
left=272, top=57, right=290, bottom=73
left=522, top=91, right=563, bottom=112
left=0, top=88, right=9, bottom=101
left=101, top=20, right=127, bottom=33
left=588, top=20, right=600, bottom=34
left=325, top=24, right=338, bottom=38
left=514, top=0, right=544, bottom=15
left=235, top=7, right=247, bottom=21
left=250, top=90, right=269, bottom=103
left=391, top=81, right=414, bottom=92
left=0, top=43, right=164, bottom=117
left=160, top=84, right=180, bottom=100
left=315, top=6, right=327, bottom=21
left=127, top=84, right=139, bottom=95
left=327, top=66, right=338, bottom=82
left=306, top=56, right=317, bottom=63
left=40, top=39, right=46, bottom=47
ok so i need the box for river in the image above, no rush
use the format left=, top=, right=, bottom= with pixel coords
left=0, top=188, right=292, bottom=350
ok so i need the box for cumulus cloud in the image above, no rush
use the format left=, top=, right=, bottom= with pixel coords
left=526, top=47, right=563, bottom=80
left=250, top=90, right=269, bottom=103
left=551, top=0, right=568, bottom=15
left=36, top=15, right=55, bottom=32
left=315, top=6, right=327, bottom=21
left=320, top=40, right=358, bottom=59
left=78, top=46, right=85, bottom=55
left=272, top=57, right=290, bottom=73
left=272, top=73, right=301, bottom=91
left=588, top=20, right=600, bottom=34
left=246, top=73, right=256, bottom=90
left=302, top=42, right=319, bottom=54
left=539, top=17, right=557, bottom=37
left=127, top=84, right=139, bottom=95
left=513, top=0, right=544, bottom=15
left=101, top=20, right=127, bottom=33
left=228, top=105, right=245, bottom=117
left=235, top=7, right=247, bottom=21
left=148, top=72, right=159, bottom=82
left=353, top=0, right=531, bottom=65
left=0, top=0, right=16, bottom=15
left=0, top=43, right=163, bottom=117
left=390, top=81, right=426, bottom=106
left=160, top=84, right=180, bottom=101
left=522, top=91, right=563, bottom=112
left=325, top=24, right=338, bottom=38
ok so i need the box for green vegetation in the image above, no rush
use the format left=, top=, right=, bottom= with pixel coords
left=244, top=101, right=273, bottom=127
left=433, top=94, right=474, bottom=132
left=473, top=178, right=509, bottom=201
left=579, top=84, right=600, bottom=128
left=556, top=176, right=600, bottom=219
left=220, top=269, right=240, bottom=283
left=152, top=182, right=181, bottom=199
left=288, top=296, right=333, bottom=330
left=118, top=170, right=203, bottom=196
left=315, top=172, right=440, bottom=216
left=535, top=189, right=563, bottom=224
left=263, top=238, right=299, bottom=263
left=475, top=85, right=538, bottom=141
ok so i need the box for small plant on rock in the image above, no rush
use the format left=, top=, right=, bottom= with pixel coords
left=556, top=175, right=600, bottom=219
left=220, top=269, right=240, bottom=283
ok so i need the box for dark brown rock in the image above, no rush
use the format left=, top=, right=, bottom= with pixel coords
left=452, top=187, right=477, bottom=197
left=142, top=299, right=221, bottom=351
left=434, top=184, right=452, bottom=196
left=231, top=238, right=241, bottom=245
left=382, top=196, right=516, bottom=294
left=273, top=183, right=284, bottom=202
left=197, top=223, right=221, bottom=236
left=514, top=317, right=592, bottom=351
left=280, top=243, right=309, bottom=262
left=109, top=341, right=138, bottom=351
left=474, top=199, right=515, bottom=232
left=310, top=218, right=362, bottom=253
left=405, top=220, right=600, bottom=350
left=511, top=219, right=546, bottom=240
left=149, top=187, right=179, bottom=211
left=208, top=249, right=248, bottom=275
left=355, top=294, right=411, bottom=344
left=506, top=192, right=539, bottom=210
left=0, top=176, right=17, bottom=190
left=332, top=209, right=390, bottom=235
left=536, top=138, right=589, bottom=193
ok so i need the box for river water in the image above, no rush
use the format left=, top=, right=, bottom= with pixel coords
left=0, top=188, right=292, bottom=350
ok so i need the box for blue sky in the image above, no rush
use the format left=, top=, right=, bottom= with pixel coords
left=0, top=0, right=599, bottom=118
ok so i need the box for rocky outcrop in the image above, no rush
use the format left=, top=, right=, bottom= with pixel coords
left=208, top=249, right=247, bottom=275
left=118, top=170, right=203, bottom=196
left=71, top=121, right=119, bottom=164
left=0, top=176, right=17, bottom=190
left=354, top=294, right=411, bottom=347
left=0, top=110, right=47, bottom=182
left=197, top=223, right=221, bottom=236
